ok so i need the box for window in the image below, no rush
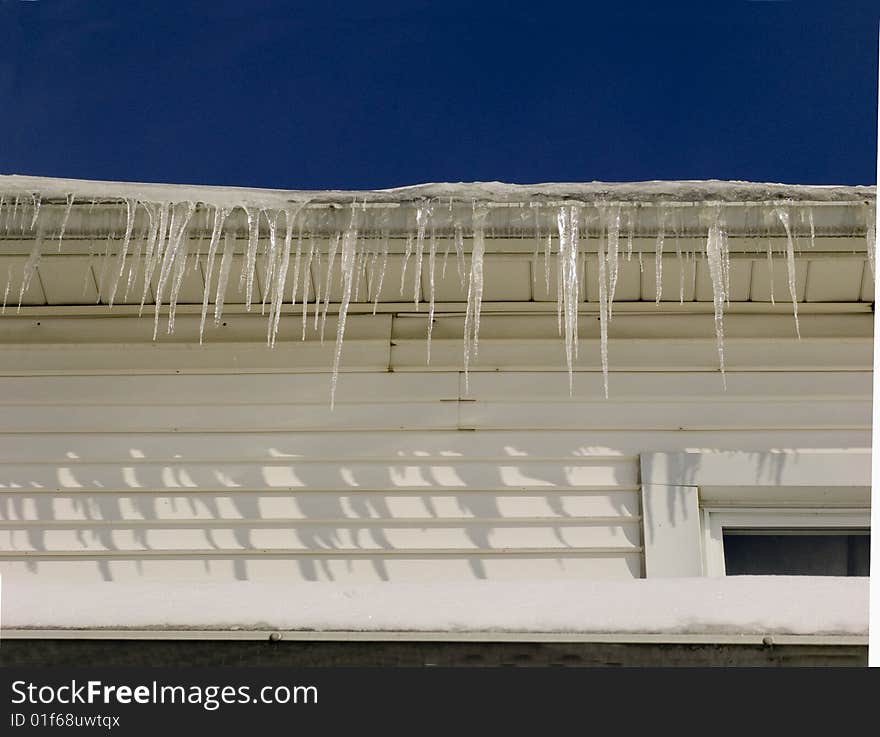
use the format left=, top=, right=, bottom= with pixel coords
left=701, top=509, right=870, bottom=577
left=639, top=451, right=871, bottom=578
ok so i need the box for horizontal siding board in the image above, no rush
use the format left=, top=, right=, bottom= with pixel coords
left=459, top=371, right=871, bottom=400
left=391, top=338, right=873, bottom=371
left=0, top=492, right=642, bottom=522
left=0, top=430, right=868, bottom=464
left=0, top=373, right=460, bottom=406
left=0, top=341, right=392, bottom=374
left=459, top=400, right=869, bottom=431
left=0, top=523, right=642, bottom=552
left=0, top=460, right=639, bottom=492
left=0, top=555, right=643, bottom=582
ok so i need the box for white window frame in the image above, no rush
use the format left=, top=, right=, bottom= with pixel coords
left=639, top=450, right=871, bottom=578
left=700, top=507, right=870, bottom=576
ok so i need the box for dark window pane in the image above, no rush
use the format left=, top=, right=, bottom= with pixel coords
left=723, top=530, right=870, bottom=576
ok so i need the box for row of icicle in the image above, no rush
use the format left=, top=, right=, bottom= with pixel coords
left=0, top=193, right=876, bottom=406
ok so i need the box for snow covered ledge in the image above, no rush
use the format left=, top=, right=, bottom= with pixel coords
left=1, top=578, right=867, bottom=644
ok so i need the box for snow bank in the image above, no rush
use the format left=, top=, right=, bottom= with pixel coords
left=2, top=577, right=867, bottom=636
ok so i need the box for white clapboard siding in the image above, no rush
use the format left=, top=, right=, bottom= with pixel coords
left=0, top=359, right=870, bottom=588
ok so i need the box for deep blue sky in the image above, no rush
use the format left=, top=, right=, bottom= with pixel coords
left=0, top=1, right=877, bottom=189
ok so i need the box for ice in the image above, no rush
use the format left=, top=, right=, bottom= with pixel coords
left=556, top=205, right=580, bottom=393
left=18, top=223, right=43, bottom=310
left=261, top=209, right=280, bottom=315
left=371, top=233, right=389, bottom=315
left=605, top=206, right=620, bottom=319
left=0, top=176, right=872, bottom=405
left=56, top=193, right=75, bottom=251
left=705, top=210, right=727, bottom=387
left=213, top=231, right=236, bottom=325
left=597, top=225, right=610, bottom=399
left=240, top=207, right=260, bottom=311
left=301, top=236, right=315, bottom=340
left=866, top=204, right=876, bottom=278
left=400, top=233, right=413, bottom=296
left=199, top=206, right=230, bottom=343
left=320, top=230, right=341, bottom=342
left=654, top=212, right=665, bottom=303
left=426, top=222, right=437, bottom=362
left=413, top=201, right=432, bottom=306
left=774, top=207, right=801, bottom=338
left=463, top=206, right=488, bottom=387
left=140, top=203, right=168, bottom=315
left=330, top=211, right=359, bottom=408
left=106, top=198, right=137, bottom=308
left=153, top=201, right=195, bottom=340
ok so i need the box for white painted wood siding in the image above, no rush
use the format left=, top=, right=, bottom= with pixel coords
left=0, top=342, right=871, bottom=588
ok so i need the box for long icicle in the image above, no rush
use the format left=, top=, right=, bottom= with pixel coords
left=597, top=225, right=609, bottom=399
left=463, top=205, right=488, bottom=389
left=107, top=198, right=137, bottom=308
left=57, top=193, right=75, bottom=252
left=154, top=201, right=195, bottom=340
left=330, top=210, right=359, bottom=409
left=213, top=231, right=236, bottom=326
left=199, top=206, right=229, bottom=343
left=775, top=206, right=801, bottom=338
left=655, top=210, right=665, bottom=304
left=705, top=209, right=728, bottom=388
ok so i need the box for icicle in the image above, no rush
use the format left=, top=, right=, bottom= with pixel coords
left=705, top=210, right=727, bottom=388
left=268, top=204, right=307, bottom=348
left=606, top=207, right=620, bottom=319
left=555, top=230, right=564, bottom=336
left=261, top=210, right=280, bottom=315
left=140, top=203, right=168, bottom=315
left=10, top=196, right=19, bottom=234
left=18, top=222, right=44, bottom=310
left=154, top=201, right=195, bottom=340
left=290, top=225, right=304, bottom=311
left=463, top=205, right=488, bottom=388
left=124, top=218, right=148, bottom=303
left=372, top=233, right=389, bottom=315
left=199, top=206, right=229, bottom=343
left=638, top=250, right=644, bottom=273
left=2, top=264, right=12, bottom=313
left=556, top=205, right=580, bottom=394
left=313, top=244, right=324, bottom=332
left=454, top=224, right=466, bottom=289
left=400, top=233, right=413, bottom=296
left=774, top=207, right=801, bottom=338
left=531, top=206, right=541, bottom=286
left=427, top=221, right=437, bottom=362
left=767, top=229, right=776, bottom=305
left=166, top=236, right=190, bottom=334
left=597, top=229, right=609, bottom=399
left=213, top=231, right=236, bottom=325
left=57, top=194, right=75, bottom=252
left=301, top=236, right=315, bottom=340
left=413, top=201, right=432, bottom=306
left=866, top=204, right=876, bottom=278
left=320, top=230, right=342, bottom=342
left=625, top=210, right=634, bottom=261
left=28, top=193, right=41, bottom=232
left=107, top=198, right=137, bottom=308
left=240, top=208, right=261, bottom=310
left=654, top=211, right=665, bottom=304
left=808, top=208, right=816, bottom=251
left=331, top=212, right=359, bottom=409
left=95, top=232, right=114, bottom=304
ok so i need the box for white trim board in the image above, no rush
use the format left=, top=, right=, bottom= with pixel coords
left=639, top=451, right=872, bottom=578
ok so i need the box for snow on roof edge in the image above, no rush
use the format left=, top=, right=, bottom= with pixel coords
left=0, top=174, right=874, bottom=207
